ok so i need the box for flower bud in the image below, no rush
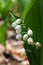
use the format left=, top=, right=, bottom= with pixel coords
left=35, top=42, right=41, bottom=47
left=15, top=25, right=21, bottom=30
left=16, top=29, right=21, bottom=34
left=27, top=29, right=33, bottom=36
left=15, top=19, right=22, bottom=24
left=16, top=34, right=22, bottom=40
left=23, top=34, right=28, bottom=41
left=12, top=22, right=17, bottom=28
left=27, top=37, right=33, bottom=44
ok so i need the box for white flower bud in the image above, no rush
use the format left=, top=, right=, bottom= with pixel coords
left=15, top=19, right=22, bottom=24
left=27, top=29, right=33, bottom=36
left=15, top=25, right=21, bottom=30
left=16, top=29, right=21, bottom=34
left=16, top=34, right=22, bottom=40
left=23, top=34, right=28, bottom=41
left=35, top=42, right=41, bottom=47
left=12, top=22, right=17, bottom=28
left=15, top=25, right=22, bottom=34
left=27, top=37, right=33, bottom=44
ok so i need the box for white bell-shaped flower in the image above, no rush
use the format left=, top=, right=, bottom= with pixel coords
left=16, top=29, right=21, bottom=34
left=27, top=29, right=33, bottom=36
left=23, top=34, right=28, bottom=41
left=15, top=19, right=22, bottom=24
left=27, top=37, right=33, bottom=44
left=15, top=25, right=21, bottom=34
left=35, top=42, right=41, bottom=47
left=12, top=22, right=17, bottom=28
left=16, top=34, right=22, bottom=40
left=15, top=25, right=21, bottom=30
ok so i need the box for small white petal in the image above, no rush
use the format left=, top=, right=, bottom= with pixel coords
left=27, top=29, right=33, bottom=36
left=35, top=42, right=41, bottom=47
left=15, top=25, right=21, bottom=30
left=23, top=34, right=28, bottom=41
left=27, top=37, right=33, bottom=44
left=12, top=22, right=17, bottom=28
left=15, top=25, right=21, bottom=33
left=16, top=34, right=22, bottom=40
left=15, top=19, right=22, bottom=24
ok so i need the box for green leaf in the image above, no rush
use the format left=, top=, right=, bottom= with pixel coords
left=0, top=21, right=7, bottom=45
left=24, top=0, right=43, bottom=65
left=18, top=0, right=36, bottom=19
left=0, top=0, right=5, bottom=13
left=2, top=0, right=13, bottom=19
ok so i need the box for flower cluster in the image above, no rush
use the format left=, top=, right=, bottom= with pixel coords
left=12, top=18, right=41, bottom=49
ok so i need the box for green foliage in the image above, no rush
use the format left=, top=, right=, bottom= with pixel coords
left=19, top=0, right=36, bottom=19
left=0, top=21, right=7, bottom=45
left=19, top=0, right=43, bottom=65
left=23, top=0, right=43, bottom=65
left=2, top=0, right=13, bottom=19
left=0, top=0, right=13, bottom=45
